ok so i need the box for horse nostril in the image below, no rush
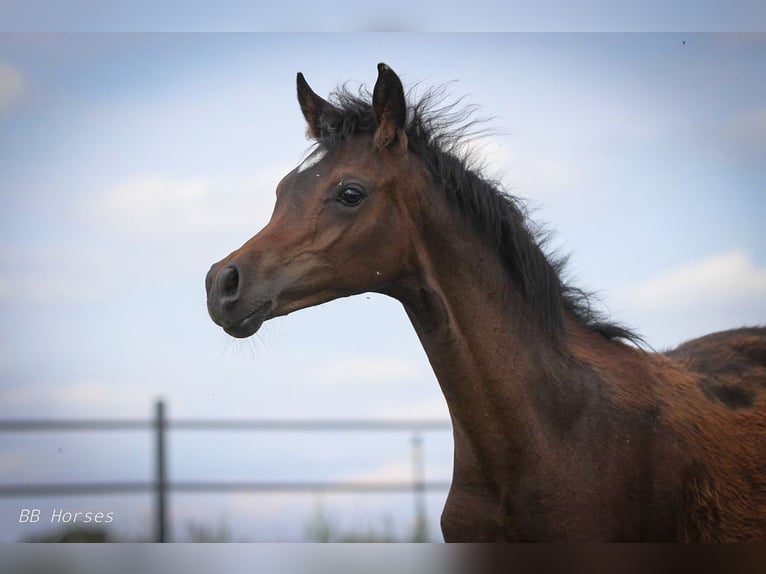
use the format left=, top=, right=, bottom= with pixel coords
left=219, top=264, right=241, bottom=303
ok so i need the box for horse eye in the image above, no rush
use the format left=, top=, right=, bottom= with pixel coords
left=337, top=185, right=366, bottom=207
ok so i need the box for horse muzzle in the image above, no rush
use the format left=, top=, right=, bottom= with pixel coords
left=205, top=261, right=274, bottom=338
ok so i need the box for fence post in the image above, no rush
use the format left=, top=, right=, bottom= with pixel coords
left=155, top=399, right=168, bottom=542
left=411, top=432, right=428, bottom=542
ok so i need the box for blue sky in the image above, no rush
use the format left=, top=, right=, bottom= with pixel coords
left=1, top=2, right=764, bottom=31
left=1, top=34, right=765, bottom=542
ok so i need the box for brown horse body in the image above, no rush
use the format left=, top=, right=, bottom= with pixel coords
left=206, top=64, right=766, bottom=541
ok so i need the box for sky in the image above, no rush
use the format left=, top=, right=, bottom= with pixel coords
left=0, top=33, right=765, bottom=543
left=1, top=1, right=764, bottom=32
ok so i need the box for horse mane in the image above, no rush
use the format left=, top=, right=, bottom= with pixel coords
left=313, top=83, right=644, bottom=347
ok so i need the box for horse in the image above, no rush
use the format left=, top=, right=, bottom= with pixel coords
left=205, top=63, right=766, bottom=541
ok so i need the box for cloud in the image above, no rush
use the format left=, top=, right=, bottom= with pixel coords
left=459, top=134, right=581, bottom=199
left=86, top=167, right=290, bottom=237
left=725, top=104, right=766, bottom=150
left=2, top=168, right=290, bottom=305
left=314, top=358, right=427, bottom=386
left=345, top=460, right=451, bottom=483
left=0, top=243, right=116, bottom=304
left=0, top=63, right=26, bottom=112
left=622, top=250, right=766, bottom=312
left=503, top=145, right=580, bottom=199
left=374, top=398, right=449, bottom=420
left=1, top=379, right=152, bottom=417
left=0, top=272, right=91, bottom=304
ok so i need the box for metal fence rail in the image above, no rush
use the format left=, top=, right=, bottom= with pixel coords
left=0, top=400, right=452, bottom=542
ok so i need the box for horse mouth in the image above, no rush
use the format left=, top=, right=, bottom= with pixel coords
left=222, top=300, right=273, bottom=339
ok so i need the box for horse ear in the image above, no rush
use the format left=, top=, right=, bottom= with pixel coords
left=297, top=72, right=334, bottom=140
left=372, top=63, right=407, bottom=151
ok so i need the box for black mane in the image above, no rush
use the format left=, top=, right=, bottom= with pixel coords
left=313, top=84, right=644, bottom=347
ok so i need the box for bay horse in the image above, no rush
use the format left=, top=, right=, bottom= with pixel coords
left=205, top=63, right=766, bottom=541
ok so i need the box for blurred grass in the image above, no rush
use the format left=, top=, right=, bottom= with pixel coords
left=20, top=502, right=432, bottom=542
left=303, top=502, right=430, bottom=542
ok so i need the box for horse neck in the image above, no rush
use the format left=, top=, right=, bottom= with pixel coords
left=390, top=195, right=582, bottom=478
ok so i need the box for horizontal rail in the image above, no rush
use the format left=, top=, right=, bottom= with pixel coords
left=0, top=419, right=452, bottom=432
left=0, top=480, right=452, bottom=497
left=0, top=420, right=152, bottom=431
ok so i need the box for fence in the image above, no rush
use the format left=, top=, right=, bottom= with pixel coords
left=0, top=400, right=452, bottom=542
